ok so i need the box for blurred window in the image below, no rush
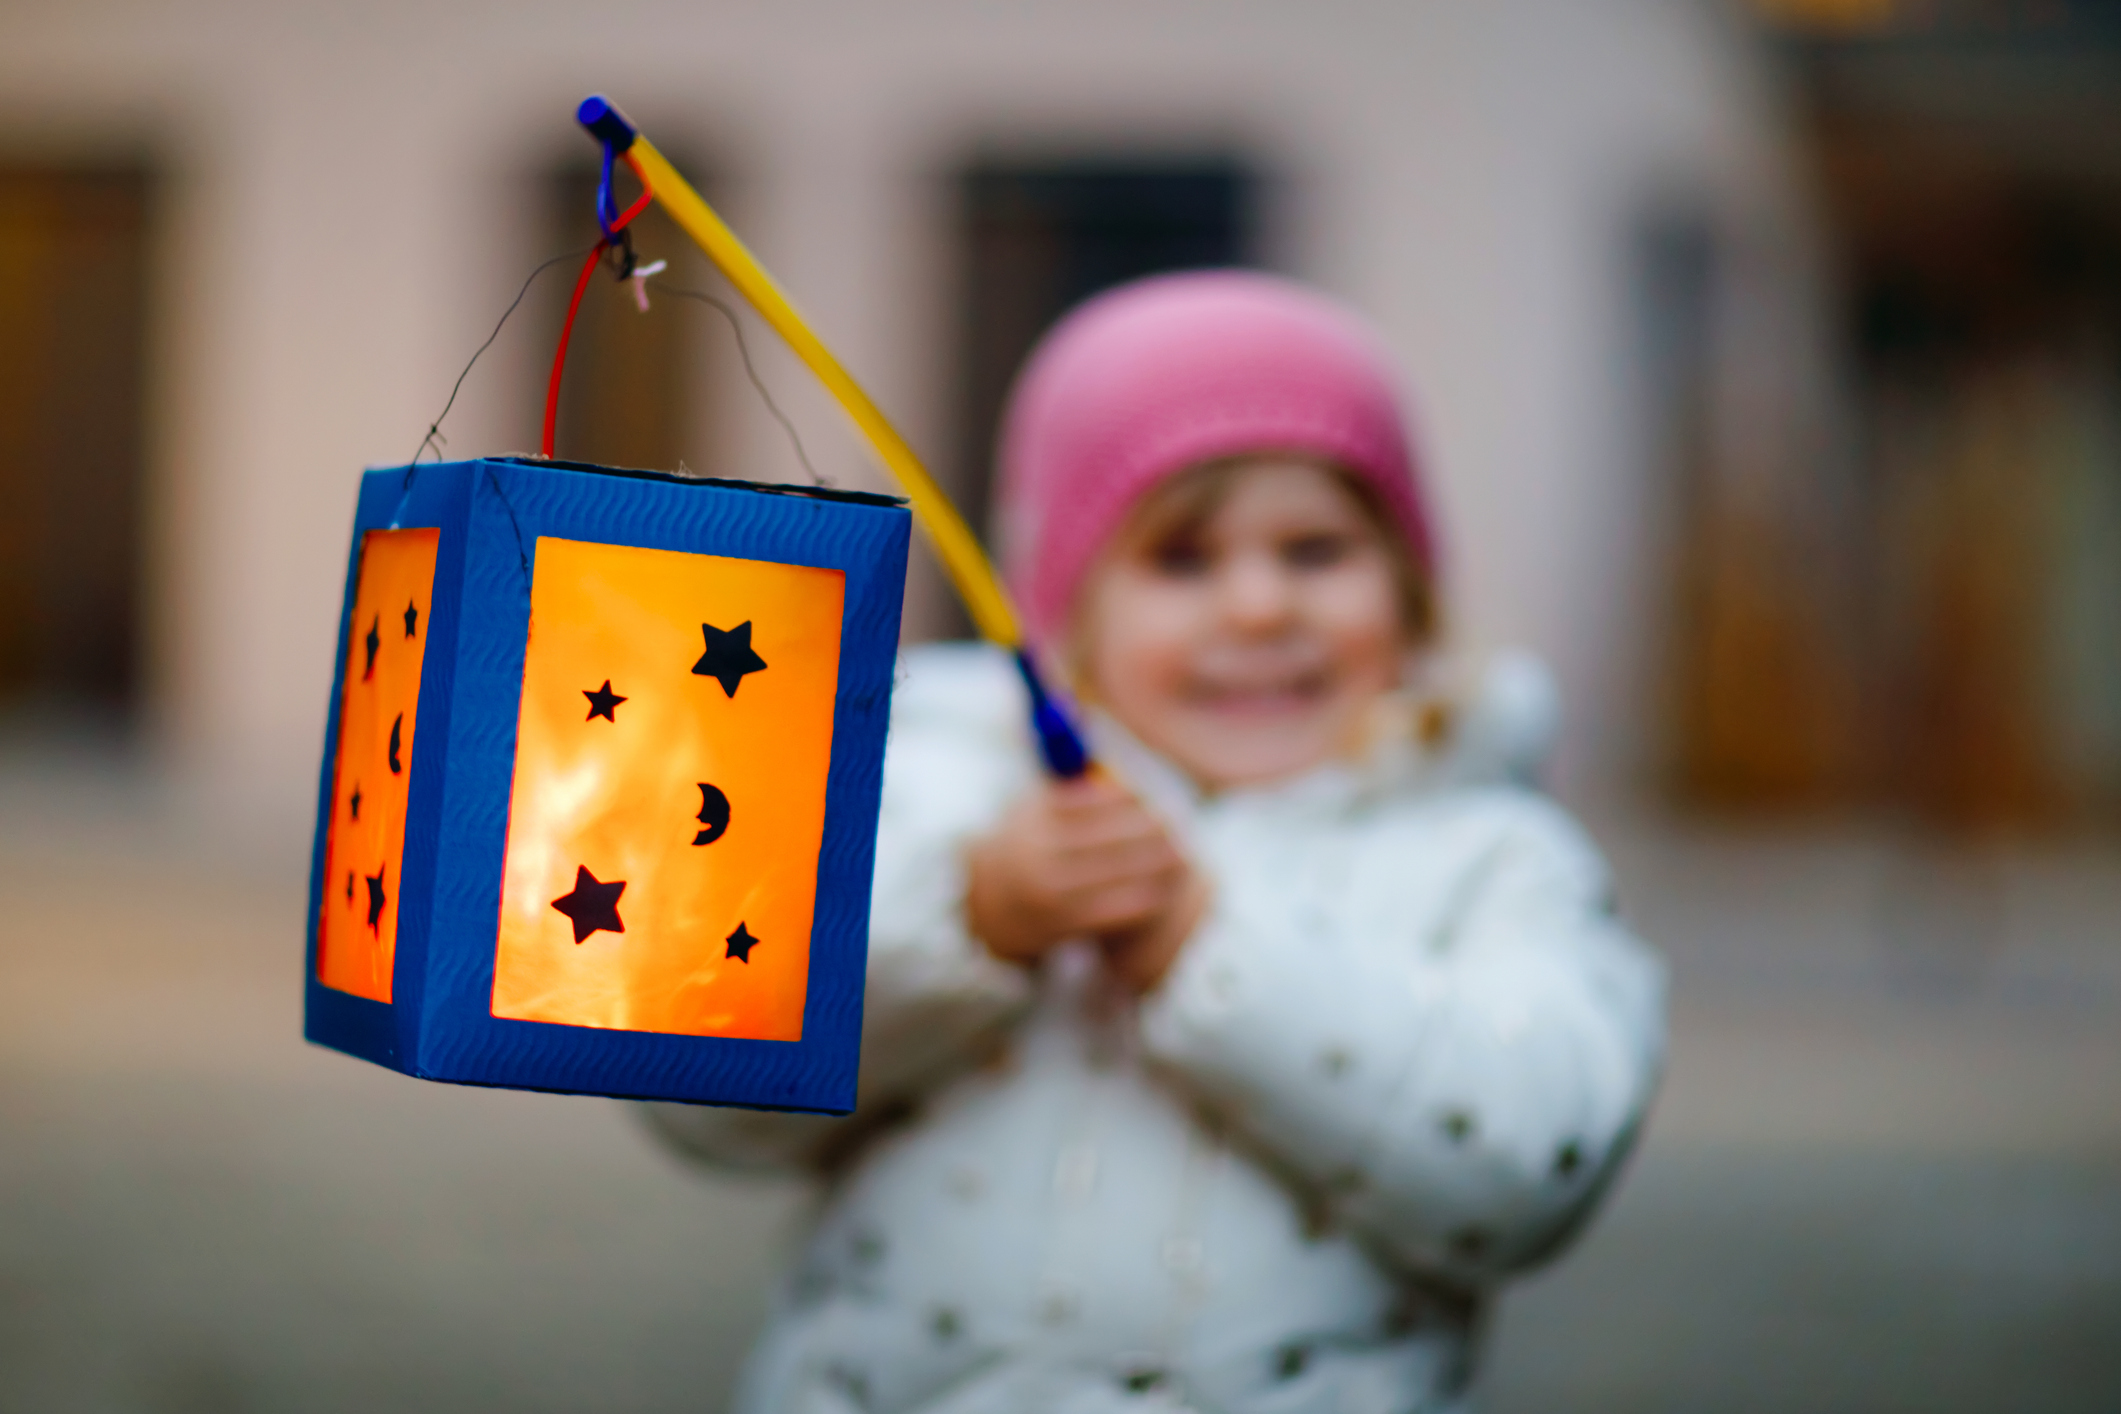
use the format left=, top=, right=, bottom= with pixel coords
left=0, top=165, right=151, bottom=731
left=952, top=161, right=1258, bottom=554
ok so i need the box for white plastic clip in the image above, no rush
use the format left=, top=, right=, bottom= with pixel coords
left=630, top=259, right=668, bottom=313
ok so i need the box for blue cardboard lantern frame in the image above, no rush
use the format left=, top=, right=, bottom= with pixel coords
left=304, top=457, right=910, bottom=1114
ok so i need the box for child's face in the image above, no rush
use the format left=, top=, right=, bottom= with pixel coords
left=1078, top=457, right=1407, bottom=790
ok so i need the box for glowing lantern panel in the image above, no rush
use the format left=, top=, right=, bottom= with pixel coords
left=317, top=527, right=440, bottom=1002
left=492, top=537, right=845, bottom=1040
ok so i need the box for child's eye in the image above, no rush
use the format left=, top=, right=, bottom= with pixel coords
left=1149, top=539, right=1212, bottom=576
left=1282, top=533, right=1352, bottom=568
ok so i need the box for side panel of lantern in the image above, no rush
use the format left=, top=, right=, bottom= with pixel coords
left=412, top=460, right=908, bottom=1112
left=316, top=526, right=440, bottom=1001
left=305, top=460, right=476, bottom=1073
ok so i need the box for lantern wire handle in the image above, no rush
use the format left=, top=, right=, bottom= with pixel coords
left=575, top=95, right=1091, bottom=778
left=543, top=147, right=655, bottom=460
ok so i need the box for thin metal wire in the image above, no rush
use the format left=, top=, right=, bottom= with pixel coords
left=403, top=243, right=826, bottom=490
left=409, top=242, right=600, bottom=471
left=651, top=279, right=828, bottom=487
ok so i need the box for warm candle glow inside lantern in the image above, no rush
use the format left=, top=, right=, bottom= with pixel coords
left=317, top=527, right=440, bottom=1003
left=304, top=458, right=908, bottom=1111
left=490, top=537, right=846, bottom=1040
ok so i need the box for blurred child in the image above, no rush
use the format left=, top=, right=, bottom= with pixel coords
left=650, top=271, right=1665, bottom=1414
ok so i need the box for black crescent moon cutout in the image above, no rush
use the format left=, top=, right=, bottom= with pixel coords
left=387, top=714, right=403, bottom=774
left=362, top=615, right=381, bottom=681
left=693, top=783, right=731, bottom=846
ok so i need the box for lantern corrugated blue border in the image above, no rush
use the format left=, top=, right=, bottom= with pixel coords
left=303, top=456, right=910, bottom=1113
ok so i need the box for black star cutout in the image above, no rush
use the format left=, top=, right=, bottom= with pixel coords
left=349, top=783, right=362, bottom=821
left=724, top=921, right=760, bottom=963
left=387, top=713, right=404, bottom=774
left=362, top=615, right=381, bottom=681
left=345, top=870, right=354, bottom=904
left=403, top=600, right=419, bottom=638
left=693, top=783, right=730, bottom=845
left=365, top=867, right=387, bottom=930
left=691, top=621, right=767, bottom=698
left=583, top=680, right=626, bottom=722
left=551, top=865, right=626, bottom=944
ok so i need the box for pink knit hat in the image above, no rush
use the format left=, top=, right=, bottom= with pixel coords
left=996, top=269, right=1434, bottom=646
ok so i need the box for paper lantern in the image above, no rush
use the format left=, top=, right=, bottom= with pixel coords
left=305, top=456, right=909, bottom=1112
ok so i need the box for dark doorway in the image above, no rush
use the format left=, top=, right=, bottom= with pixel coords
left=1656, top=14, right=2121, bottom=832
left=0, top=165, right=153, bottom=732
left=952, top=161, right=1259, bottom=579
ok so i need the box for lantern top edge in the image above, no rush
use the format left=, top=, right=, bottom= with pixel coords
left=364, top=456, right=909, bottom=512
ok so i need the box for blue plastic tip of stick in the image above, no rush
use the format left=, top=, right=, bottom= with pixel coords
left=576, top=96, right=637, bottom=151
left=1013, top=649, right=1092, bottom=779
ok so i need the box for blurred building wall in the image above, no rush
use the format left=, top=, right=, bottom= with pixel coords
left=0, top=0, right=1817, bottom=835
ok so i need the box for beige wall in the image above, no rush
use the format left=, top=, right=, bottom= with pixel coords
left=0, top=0, right=1815, bottom=833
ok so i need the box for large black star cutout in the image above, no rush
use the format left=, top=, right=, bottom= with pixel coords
left=724, top=921, right=760, bottom=963
left=362, top=615, right=381, bottom=681
left=387, top=713, right=404, bottom=774
left=403, top=600, right=419, bottom=638
left=349, top=783, right=362, bottom=821
left=693, top=783, right=731, bottom=845
left=552, top=865, right=626, bottom=944
left=583, top=680, right=626, bottom=722
left=691, top=621, right=767, bottom=698
left=365, top=867, right=388, bottom=930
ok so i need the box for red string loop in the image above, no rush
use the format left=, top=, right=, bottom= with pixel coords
left=542, top=241, right=607, bottom=459
left=542, top=149, right=656, bottom=459
left=610, top=150, right=653, bottom=234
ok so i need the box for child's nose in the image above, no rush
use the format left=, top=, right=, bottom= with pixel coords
left=1216, top=554, right=1296, bottom=629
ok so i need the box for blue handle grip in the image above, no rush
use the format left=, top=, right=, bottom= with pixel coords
left=1013, top=649, right=1091, bottom=778
left=576, top=95, right=638, bottom=151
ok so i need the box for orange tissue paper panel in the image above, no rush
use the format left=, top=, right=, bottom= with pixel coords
left=318, top=527, right=441, bottom=1002
left=491, top=536, right=846, bottom=1041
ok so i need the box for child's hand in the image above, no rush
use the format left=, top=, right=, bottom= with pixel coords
left=964, top=775, right=1203, bottom=988
left=1095, top=861, right=1209, bottom=994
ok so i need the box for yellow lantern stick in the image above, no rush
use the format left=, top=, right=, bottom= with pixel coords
left=576, top=96, right=1089, bottom=776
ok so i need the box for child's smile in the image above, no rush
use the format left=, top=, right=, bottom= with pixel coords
left=1077, top=457, right=1408, bottom=790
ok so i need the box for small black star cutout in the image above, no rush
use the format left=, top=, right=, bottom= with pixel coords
left=724, top=921, right=760, bottom=963
left=692, top=621, right=767, bottom=697
left=365, top=867, right=387, bottom=930
left=693, top=783, right=731, bottom=845
left=403, top=600, right=419, bottom=638
left=387, top=713, right=404, bottom=774
left=349, top=784, right=362, bottom=821
left=362, top=615, right=381, bottom=681
left=552, top=865, right=626, bottom=943
left=583, top=680, right=626, bottom=722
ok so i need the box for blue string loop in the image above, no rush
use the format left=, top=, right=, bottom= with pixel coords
left=596, top=142, right=620, bottom=237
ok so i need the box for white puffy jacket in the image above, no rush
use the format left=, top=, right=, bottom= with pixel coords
left=648, top=643, right=1665, bottom=1414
